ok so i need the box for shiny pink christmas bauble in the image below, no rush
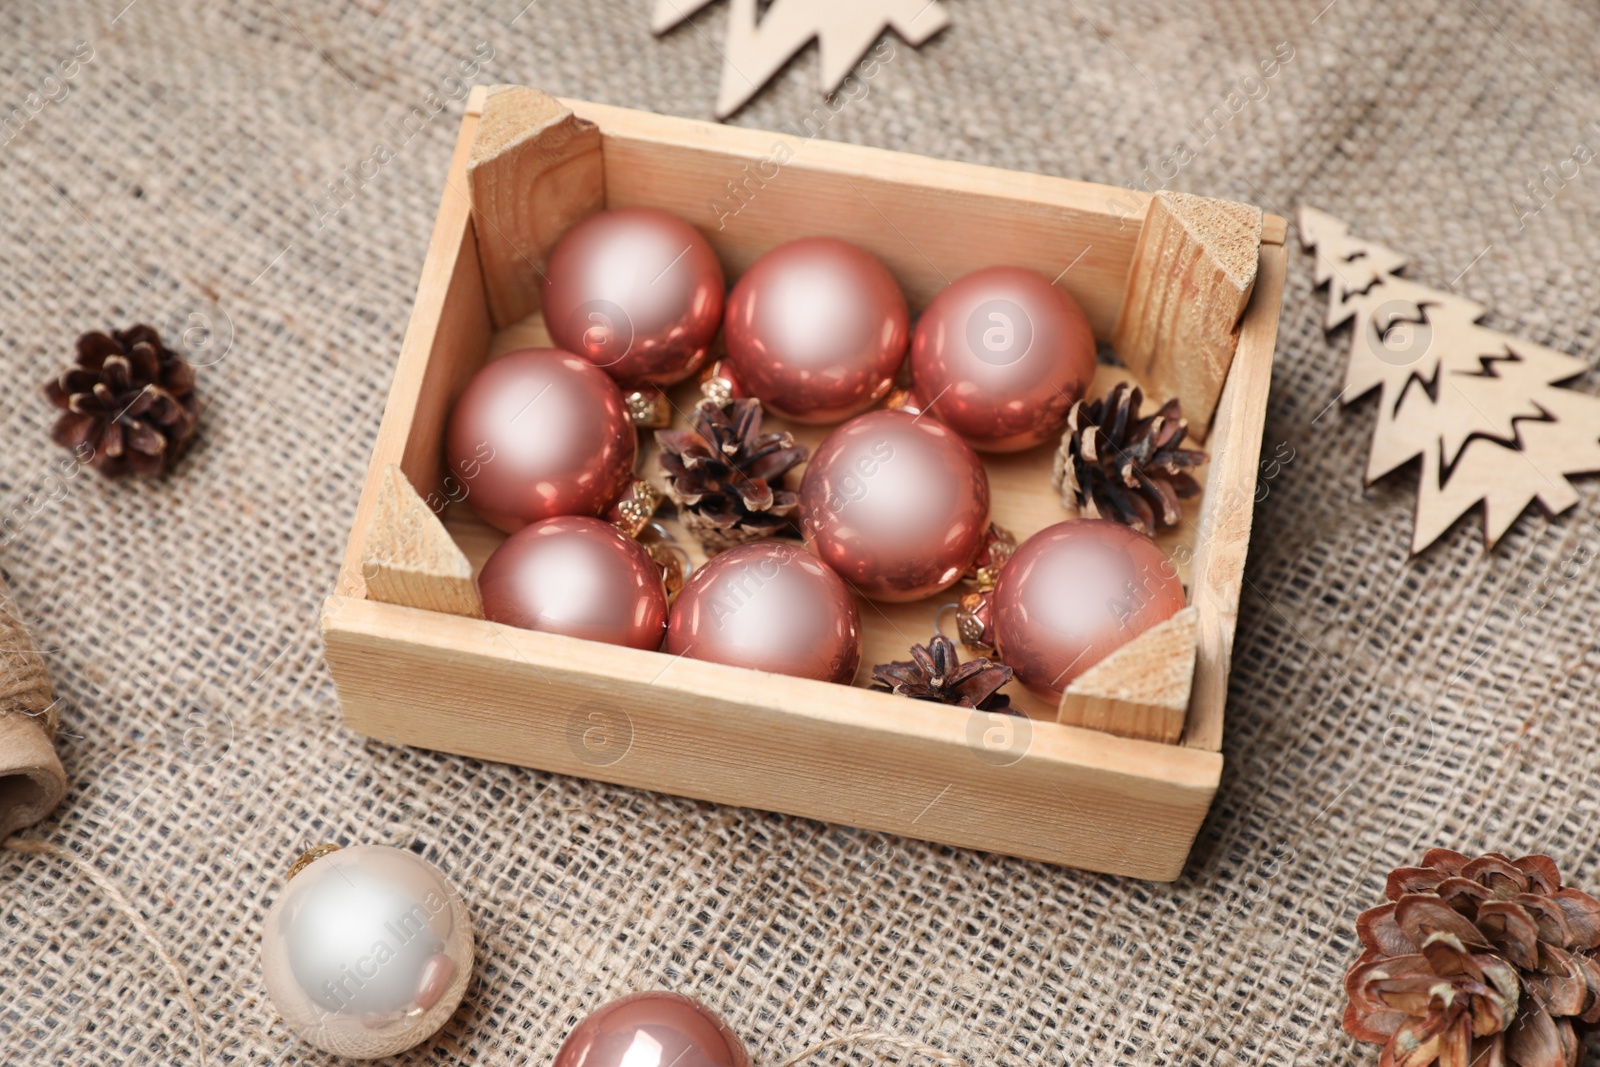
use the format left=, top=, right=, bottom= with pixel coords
left=990, top=519, right=1185, bottom=697
left=542, top=208, right=725, bottom=386
left=446, top=348, right=636, bottom=533
left=478, top=516, right=667, bottom=650
left=723, top=237, right=909, bottom=423
left=909, top=266, right=1096, bottom=452
left=664, top=541, right=861, bottom=683
left=798, top=409, right=990, bottom=602
left=551, top=992, right=750, bottom=1067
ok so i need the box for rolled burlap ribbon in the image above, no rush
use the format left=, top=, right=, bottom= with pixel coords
left=0, top=569, right=65, bottom=839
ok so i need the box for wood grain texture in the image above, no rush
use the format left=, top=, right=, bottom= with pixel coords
left=468, top=85, right=604, bottom=328
left=334, top=93, right=493, bottom=600
left=1113, top=191, right=1263, bottom=441
left=565, top=98, right=1149, bottom=339
left=322, top=596, right=1221, bottom=880
left=322, top=88, right=1287, bottom=876
left=1058, top=607, right=1198, bottom=744
left=1183, top=242, right=1285, bottom=753
left=1262, top=212, right=1288, bottom=247
left=362, top=465, right=483, bottom=619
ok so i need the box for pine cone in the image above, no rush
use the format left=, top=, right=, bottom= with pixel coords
left=1052, top=382, right=1204, bottom=534
left=1345, top=848, right=1600, bottom=1067
left=46, top=325, right=199, bottom=477
left=871, top=634, right=1013, bottom=712
left=656, top=398, right=807, bottom=555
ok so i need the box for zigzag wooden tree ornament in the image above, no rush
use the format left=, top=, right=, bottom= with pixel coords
left=1300, top=206, right=1600, bottom=553
left=652, top=0, right=950, bottom=119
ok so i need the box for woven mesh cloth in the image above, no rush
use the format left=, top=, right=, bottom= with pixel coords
left=5, top=1, right=1600, bottom=1063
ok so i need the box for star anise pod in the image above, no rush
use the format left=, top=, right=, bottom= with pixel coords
left=45, top=324, right=199, bottom=477
left=871, top=634, right=1013, bottom=712
left=1345, top=848, right=1600, bottom=1067
left=655, top=398, right=807, bottom=555
left=1052, top=381, right=1205, bottom=534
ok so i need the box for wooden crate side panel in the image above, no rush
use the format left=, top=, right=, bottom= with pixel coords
left=566, top=99, right=1146, bottom=337
left=1183, top=242, right=1286, bottom=752
left=323, top=598, right=1221, bottom=880
left=336, top=105, right=493, bottom=598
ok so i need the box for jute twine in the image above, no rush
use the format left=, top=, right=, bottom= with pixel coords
left=0, top=572, right=55, bottom=736
left=0, top=569, right=67, bottom=843
left=0, top=828, right=953, bottom=1067
left=2, top=836, right=210, bottom=1067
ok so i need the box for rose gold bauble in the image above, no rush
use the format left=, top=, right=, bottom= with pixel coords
left=664, top=541, right=861, bottom=683
left=990, top=519, right=1185, bottom=697
left=551, top=992, right=750, bottom=1067
left=446, top=348, right=636, bottom=533
left=798, top=409, right=990, bottom=602
left=909, top=265, right=1096, bottom=452
left=723, top=237, right=909, bottom=423
left=478, top=516, right=667, bottom=650
left=542, top=208, right=725, bottom=386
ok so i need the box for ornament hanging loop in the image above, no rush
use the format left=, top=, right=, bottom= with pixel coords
left=286, top=843, right=342, bottom=881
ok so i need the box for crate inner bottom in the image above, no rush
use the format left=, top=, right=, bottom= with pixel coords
left=443, top=310, right=1212, bottom=725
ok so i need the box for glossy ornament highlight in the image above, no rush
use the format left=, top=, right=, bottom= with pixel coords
left=664, top=541, right=861, bottom=683
left=909, top=266, right=1096, bottom=452
left=446, top=347, right=637, bottom=533
left=542, top=208, right=725, bottom=386
left=989, top=519, right=1185, bottom=696
left=479, top=516, right=668, bottom=650
left=723, top=237, right=909, bottom=423
left=551, top=992, right=750, bottom=1067
left=798, top=409, right=990, bottom=602
left=260, top=845, right=473, bottom=1059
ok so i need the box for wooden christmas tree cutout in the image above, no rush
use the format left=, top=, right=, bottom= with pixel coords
left=652, top=0, right=950, bottom=119
left=1300, top=207, right=1600, bottom=553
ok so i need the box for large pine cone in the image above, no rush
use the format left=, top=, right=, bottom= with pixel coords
left=656, top=398, right=807, bottom=555
left=1052, top=381, right=1204, bottom=534
left=46, top=325, right=199, bottom=477
left=1345, top=849, right=1600, bottom=1067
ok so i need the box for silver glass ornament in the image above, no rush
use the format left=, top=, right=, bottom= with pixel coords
left=260, top=844, right=474, bottom=1059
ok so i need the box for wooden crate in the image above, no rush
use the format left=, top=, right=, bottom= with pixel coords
left=321, top=85, right=1286, bottom=881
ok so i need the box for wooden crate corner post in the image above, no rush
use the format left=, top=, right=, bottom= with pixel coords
left=1112, top=190, right=1263, bottom=440
left=1057, top=606, right=1199, bottom=743
left=467, top=84, right=605, bottom=328
left=362, top=464, right=484, bottom=618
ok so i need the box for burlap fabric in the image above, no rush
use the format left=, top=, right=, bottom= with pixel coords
left=5, top=1, right=1600, bottom=1063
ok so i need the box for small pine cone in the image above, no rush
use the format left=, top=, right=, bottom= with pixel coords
left=45, top=325, right=199, bottom=477
left=1345, top=848, right=1600, bottom=1067
left=871, top=634, right=1013, bottom=712
left=677, top=507, right=770, bottom=557
left=1052, top=382, right=1204, bottom=534
left=656, top=398, right=807, bottom=556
